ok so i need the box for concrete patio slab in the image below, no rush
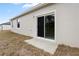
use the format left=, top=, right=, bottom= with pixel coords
left=25, top=38, right=58, bottom=54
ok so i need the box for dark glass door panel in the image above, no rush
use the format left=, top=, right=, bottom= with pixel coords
left=45, top=15, right=55, bottom=39
left=37, top=16, right=44, bottom=37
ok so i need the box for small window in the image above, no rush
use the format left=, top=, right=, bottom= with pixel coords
left=17, top=19, right=20, bottom=28
left=17, top=22, right=20, bottom=28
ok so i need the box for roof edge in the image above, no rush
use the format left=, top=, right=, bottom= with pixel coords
left=10, top=3, right=53, bottom=21
left=0, top=22, right=10, bottom=25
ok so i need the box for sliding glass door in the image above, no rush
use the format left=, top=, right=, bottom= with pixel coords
left=45, top=15, right=55, bottom=39
left=37, top=16, right=44, bottom=37
left=37, top=14, right=55, bottom=40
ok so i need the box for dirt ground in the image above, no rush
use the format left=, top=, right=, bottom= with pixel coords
left=0, top=30, right=79, bottom=56
left=54, top=44, right=79, bottom=56
left=0, top=30, right=52, bottom=56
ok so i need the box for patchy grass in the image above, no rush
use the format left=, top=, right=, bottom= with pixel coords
left=0, top=30, right=52, bottom=56
left=0, top=30, right=79, bottom=56
left=54, top=44, right=79, bottom=56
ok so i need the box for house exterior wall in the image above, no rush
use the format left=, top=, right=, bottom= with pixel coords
left=0, top=25, right=10, bottom=30
left=11, top=3, right=79, bottom=48
left=0, top=26, right=2, bottom=30
left=56, top=3, right=79, bottom=47
left=2, top=25, right=11, bottom=30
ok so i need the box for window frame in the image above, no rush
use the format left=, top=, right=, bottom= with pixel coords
left=36, top=11, right=56, bottom=42
left=17, top=19, right=20, bottom=28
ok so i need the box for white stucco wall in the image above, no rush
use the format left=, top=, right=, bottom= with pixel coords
left=2, top=25, right=11, bottom=30
left=11, top=4, right=56, bottom=37
left=0, top=26, right=2, bottom=30
left=56, top=3, right=79, bottom=47
left=11, top=3, right=79, bottom=48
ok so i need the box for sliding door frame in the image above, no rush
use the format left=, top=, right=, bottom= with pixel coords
left=36, top=10, right=56, bottom=42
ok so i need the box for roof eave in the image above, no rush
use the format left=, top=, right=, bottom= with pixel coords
left=10, top=3, right=53, bottom=21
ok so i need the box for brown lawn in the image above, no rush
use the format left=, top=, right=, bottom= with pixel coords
left=54, top=44, right=79, bottom=56
left=0, top=30, right=79, bottom=56
left=0, top=30, right=52, bottom=56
